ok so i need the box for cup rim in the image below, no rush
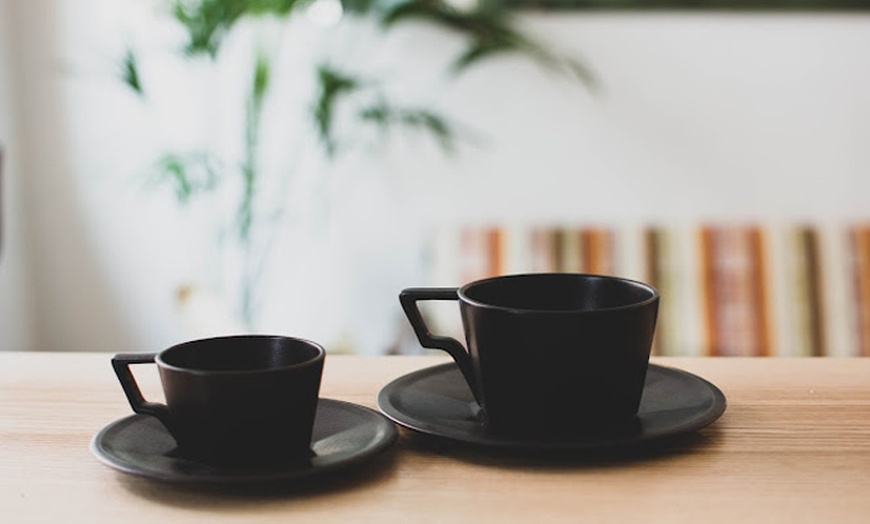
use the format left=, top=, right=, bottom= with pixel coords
left=458, top=272, right=659, bottom=314
left=155, top=334, right=325, bottom=375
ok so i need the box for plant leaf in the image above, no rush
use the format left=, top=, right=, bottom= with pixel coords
left=340, top=0, right=377, bottom=15
left=120, top=47, right=144, bottom=96
left=380, top=0, right=495, bottom=33
left=170, top=0, right=248, bottom=57
left=378, top=0, right=596, bottom=89
left=359, top=101, right=456, bottom=153
left=312, top=64, right=362, bottom=157
left=169, top=0, right=303, bottom=57
left=247, top=0, right=301, bottom=15
left=153, top=152, right=220, bottom=205
left=252, top=51, right=271, bottom=106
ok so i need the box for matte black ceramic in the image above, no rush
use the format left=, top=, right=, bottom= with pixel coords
left=400, top=273, right=659, bottom=435
left=112, top=335, right=325, bottom=465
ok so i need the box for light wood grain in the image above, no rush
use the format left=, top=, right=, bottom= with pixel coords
left=2, top=353, right=869, bottom=523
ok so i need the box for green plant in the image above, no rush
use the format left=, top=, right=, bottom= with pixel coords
left=122, top=0, right=591, bottom=326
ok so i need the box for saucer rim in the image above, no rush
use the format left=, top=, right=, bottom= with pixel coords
left=91, top=398, right=398, bottom=485
left=376, top=363, right=727, bottom=451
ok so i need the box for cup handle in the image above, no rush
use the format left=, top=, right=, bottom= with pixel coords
left=111, top=353, right=171, bottom=427
left=400, top=288, right=481, bottom=404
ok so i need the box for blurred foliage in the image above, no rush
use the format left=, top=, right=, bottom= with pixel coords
left=130, top=0, right=590, bottom=161
left=312, top=64, right=361, bottom=158
left=381, top=0, right=595, bottom=83
left=120, top=47, right=143, bottom=96
left=360, top=101, right=456, bottom=153
left=121, top=0, right=590, bottom=324
left=152, top=152, right=221, bottom=204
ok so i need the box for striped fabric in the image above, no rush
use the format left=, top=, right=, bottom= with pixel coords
left=426, top=224, right=870, bottom=357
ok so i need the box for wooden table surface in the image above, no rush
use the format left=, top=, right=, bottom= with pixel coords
left=2, top=353, right=869, bottom=523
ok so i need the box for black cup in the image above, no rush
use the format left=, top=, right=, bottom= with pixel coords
left=112, top=335, right=325, bottom=465
left=401, top=273, right=659, bottom=436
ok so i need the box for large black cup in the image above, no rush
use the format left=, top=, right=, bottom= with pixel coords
left=401, top=273, right=659, bottom=436
left=112, top=335, right=325, bottom=465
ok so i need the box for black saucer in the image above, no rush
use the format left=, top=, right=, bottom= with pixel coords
left=91, top=398, right=397, bottom=485
left=377, top=363, right=726, bottom=451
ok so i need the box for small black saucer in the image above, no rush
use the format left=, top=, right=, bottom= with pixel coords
left=377, top=363, right=726, bottom=451
left=91, top=399, right=397, bottom=485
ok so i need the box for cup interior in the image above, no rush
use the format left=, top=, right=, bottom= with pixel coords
left=158, top=335, right=323, bottom=372
left=462, top=273, right=656, bottom=312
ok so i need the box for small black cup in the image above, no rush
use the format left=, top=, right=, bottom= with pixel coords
left=401, top=273, right=659, bottom=436
left=112, top=335, right=325, bottom=465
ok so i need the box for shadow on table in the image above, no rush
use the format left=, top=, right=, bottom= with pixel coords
left=117, top=446, right=399, bottom=506
left=401, top=425, right=724, bottom=469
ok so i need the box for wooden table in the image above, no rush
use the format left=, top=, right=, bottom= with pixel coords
left=2, top=353, right=869, bottom=523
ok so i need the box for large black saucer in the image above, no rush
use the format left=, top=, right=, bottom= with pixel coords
left=377, top=363, right=726, bottom=452
left=91, top=399, right=397, bottom=485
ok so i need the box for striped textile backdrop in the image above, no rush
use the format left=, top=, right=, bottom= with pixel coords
left=424, top=224, right=870, bottom=357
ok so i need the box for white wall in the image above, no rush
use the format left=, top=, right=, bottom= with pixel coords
left=397, top=12, right=870, bottom=224
left=1, top=0, right=142, bottom=352
left=0, top=0, right=36, bottom=351
left=2, top=3, right=869, bottom=353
